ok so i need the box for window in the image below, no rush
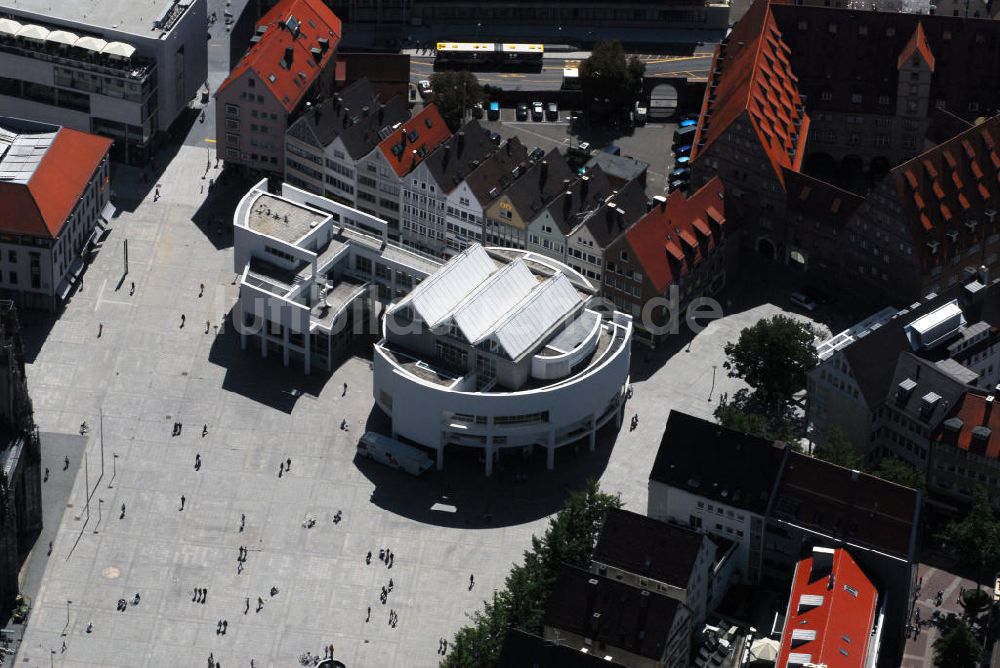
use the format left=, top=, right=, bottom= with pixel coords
left=8, top=272, right=16, bottom=285
left=226, top=132, right=239, bottom=145
left=851, top=93, right=862, bottom=104
left=821, top=91, right=832, bottom=101
left=225, top=104, right=239, bottom=118
left=7, top=251, right=15, bottom=263
left=878, top=94, right=889, bottom=106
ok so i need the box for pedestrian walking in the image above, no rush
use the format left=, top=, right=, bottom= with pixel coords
left=379, top=549, right=385, bottom=562
left=44, top=467, right=49, bottom=482
left=180, top=313, right=186, bottom=328
left=388, top=578, right=393, bottom=591
left=257, top=596, right=264, bottom=613
left=205, top=320, right=210, bottom=333
left=366, top=550, right=372, bottom=564
left=469, top=573, right=474, bottom=590
left=286, top=457, right=291, bottom=471
left=199, top=283, right=204, bottom=298
left=342, top=382, right=347, bottom=396
left=366, top=606, right=371, bottom=622
left=244, top=597, right=249, bottom=614
left=278, top=462, right=283, bottom=478
left=270, top=586, right=278, bottom=597
left=120, top=503, right=126, bottom=519
left=240, top=513, right=245, bottom=532
left=180, top=495, right=186, bottom=511
left=64, top=455, right=69, bottom=470
left=202, top=424, right=208, bottom=437
left=201, top=588, right=207, bottom=604
left=98, top=322, right=103, bottom=338
left=389, top=552, right=394, bottom=568
left=130, top=281, right=135, bottom=295
left=195, top=453, right=201, bottom=470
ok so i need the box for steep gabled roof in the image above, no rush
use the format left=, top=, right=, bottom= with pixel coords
left=625, top=176, right=726, bottom=293
left=935, top=390, right=1000, bottom=459
left=897, top=22, right=936, bottom=71
left=0, top=120, right=112, bottom=239
left=216, top=0, right=341, bottom=113
left=890, top=115, right=1000, bottom=268
left=421, top=120, right=495, bottom=194
left=500, top=149, right=575, bottom=221
left=784, top=169, right=864, bottom=226
left=377, top=104, right=451, bottom=178
left=544, top=166, right=614, bottom=235
left=776, top=548, right=879, bottom=668
left=579, top=178, right=648, bottom=249
left=593, top=509, right=707, bottom=589
left=463, top=137, right=529, bottom=206
left=692, top=0, right=809, bottom=189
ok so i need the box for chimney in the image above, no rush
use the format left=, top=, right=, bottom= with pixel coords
left=810, top=546, right=835, bottom=582
left=318, top=37, right=329, bottom=52
left=362, top=105, right=370, bottom=117
left=616, top=207, right=626, bottom=227
left=310, top=46, right=322, bottom=62
left=284, top=46, right=294, bottom=67
left=563, top=191, right=572, bottom=216
left=985, top=393, right=996, bottom=426
left=979, top=264, right=989, bottom=285
left=457, top=131, right=465, bottom=154
left=378, top=105, right=384, bottom=123
left=653, top=194, right=667, bottom=211
left=539, top=160, right=548, bottom=185
left=400, top=129, right=407, bottom=146
left=581, top=175, right=590, bottom=197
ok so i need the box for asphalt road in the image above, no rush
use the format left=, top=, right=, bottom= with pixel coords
left=409, top=52, right=714, bottom=91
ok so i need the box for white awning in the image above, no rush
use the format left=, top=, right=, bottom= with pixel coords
left=0, top=19, right=22, bottom=36
left=75, top=36, right=107, bottom=52
left=47, top=30, right=79, bottom=47
left=16, top=24, right=50, bottom=41
left=101, top=41, right=135, bottom=58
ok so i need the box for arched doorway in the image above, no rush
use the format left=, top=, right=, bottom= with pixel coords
left=802, top=152, right=837, bottom=183
left=757, top=237, right=776, bottom=260
left=870, top=156, right=892, bottom=186
left=838, top=154, right=865, bottom=194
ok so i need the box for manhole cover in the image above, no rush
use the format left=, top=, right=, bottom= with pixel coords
left=102, top=566, right=120, bottom=579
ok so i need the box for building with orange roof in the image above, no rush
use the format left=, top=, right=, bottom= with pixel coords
left=215, top=0, right=341, bottom=175
left=604, top=177, right=732, bottom=346
left=353, top=103, right=450, bottom=234
left=931, top=388, right=1000, bottom=507
left=0, top=117, right=112, bottom=310
left=775, top=546, right=883, bottom=668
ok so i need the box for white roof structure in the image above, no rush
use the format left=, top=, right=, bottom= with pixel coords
left=75, top=36, right=108, bottom=52
left=491, top=273, right=583, bottom=360
left=394, top=245, right=495, bottom=327
left=47, top=30, right=80, bottom=46
left=449, top=261, right=537, bottom=343
left=16, top=24, right=49, bottom=41
left=0, top=19, right=22, bottom=36
left=0, top=120, right=58, bottom=184
left=102, top=41, right=136, bottom=58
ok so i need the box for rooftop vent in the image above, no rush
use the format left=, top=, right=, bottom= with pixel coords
left=897, top=378, right=917, bottom=402
left=810, top=547, right=834, bottom=581
left=920, top=392, right=942, bottom=419
left=798, top=594, right=824, bottom=613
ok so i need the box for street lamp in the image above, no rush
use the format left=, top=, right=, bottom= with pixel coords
left=108, top=453, right=118, bottom=489
left=708, top=365, right=717, bottom=402
left=92, top=499, right=103, bottom=534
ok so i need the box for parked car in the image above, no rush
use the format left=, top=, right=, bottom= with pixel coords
left=578, top=141, right=592, bottom=152
left=674, top=124, right=697, bottom=141
left=673, top=144, right=692, bottom=157
left=529, top=147, right=545, bottom=161
left=516, top=103, right=529, bottom=121
left=603, top=145, right=622, bottom=156
left=667, top=179, right=688, bottom=193
left=487, top=101, right=500, bottom=120
left=546, top=102, right=558, bottom=121
left=678, top=115, right=698, bottom=127
left=802, top=285, right=832, bottom=305
left=790, top=291, right=818, bottom=312
left=670, top=166, right=691, bottom=180
left=674, top=155, right=691, bottom=166
left=471, top=102, right=484, bottom=119
left=407, top=83, right=418, bottom=108
left=531, top=101, right=544, bottom=121
left=417, top=80, right=432, bottom=99
left=487, top=131, right=502, bottom=145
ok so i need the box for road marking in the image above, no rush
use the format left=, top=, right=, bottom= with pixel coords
left=95, top=278, right=108, bottom=312
left=205, top=138, right=216, bottom=143
left=411, top=61, right=433, bottom=68
left=497, top=73, right=525, bottom=78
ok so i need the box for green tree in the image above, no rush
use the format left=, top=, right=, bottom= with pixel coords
left=871, top=456, right=925, bottom=490
left=580, top=41, right=645, bottom=118
left=933, top=619, right=981, bottom=668
left=813, top=425, right=863, bottom=469
left=429, top=71, right=483, bottom=132
left=937, top=487, right=1000, bottom=590
left=722, top=315, right=817, bottom=418
left=443, top=481, right=622, bottom=667
left=714, top=389, right=797, bottom=443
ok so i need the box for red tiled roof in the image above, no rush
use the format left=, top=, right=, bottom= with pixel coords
left=216, top=0, right=341, bottom=113
left=897, top=22, right=936, bottom=72
left=776, top=548, right=878, bottom=668
left=376, top=104, right=451, bottom=178
left=624, top=177, right=726, bottom=293
left=0, top=128, right=112, bottom=239
left=692, top=0, right=809, bottom=189
left=935, top=391, right=1000, bottom=459
left=892, top=115, right=1000, bottom=265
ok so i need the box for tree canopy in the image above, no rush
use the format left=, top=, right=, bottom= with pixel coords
left=714, top=389, right=798, bottom=443
left=933, top=619, right=982, bottom=668
left=429, top=71, right=483, bottom=132
left=722, top=315, right=817, bottom=418
left=937, top=487, right=1000, bottom=589
left=580, top=41, right=645, bottom=117
left=813, top=425, right=863, bottom=470
left=871, top=456, right=925, bottom=490
left=442, top=481, right=622, bottom=667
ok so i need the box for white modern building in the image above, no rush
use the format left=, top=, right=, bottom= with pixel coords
left=0, top=117, right=112, bottom=310
left=0, top=0, right=208, bottom=163
left=373, top=244, right=632, bottom=474
left=233, top=179, right=440, bottom=374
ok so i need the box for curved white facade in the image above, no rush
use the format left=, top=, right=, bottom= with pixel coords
left=372, top=246, right=633, bottom=474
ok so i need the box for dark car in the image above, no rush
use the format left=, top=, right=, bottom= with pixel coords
left=673, top=144, right=692, bottom=156
left=674, top=155, right=691, bottom=166
left=516, top=103, right=529, bottom=121
left=670, top=167, right=691, bottom=180
left=529, top=147, right=545, bottom=161
left=487, top=131, right=502, bottom=145
left=802, top=285, right=833, bottom=305
left=667, top=179, right=688, bottom=193
left=487, top=101, right=500, bottom=121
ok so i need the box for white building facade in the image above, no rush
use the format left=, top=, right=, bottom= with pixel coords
left=373, top=244, right=632, bottom=474
left=233, top=179, right=439, bottom=374
left=0, top=0, right=208, bottom=163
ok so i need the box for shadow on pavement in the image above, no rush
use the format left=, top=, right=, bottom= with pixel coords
left=190, top=168, right=255, bottom=250
left=19, top=310, right=59, bottom=365
left=355, top=405, right=620, bottom=528
left=207, top=316, right=332, bottom=414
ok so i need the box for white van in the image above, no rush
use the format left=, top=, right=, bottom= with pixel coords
left=357, top=432, right=434, bottom=476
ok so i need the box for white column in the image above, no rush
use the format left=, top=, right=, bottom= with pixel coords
left=546, top=430, right=556, bottom=470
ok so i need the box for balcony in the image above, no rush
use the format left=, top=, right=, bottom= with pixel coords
left=0, top=35, right=154, bottom=82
